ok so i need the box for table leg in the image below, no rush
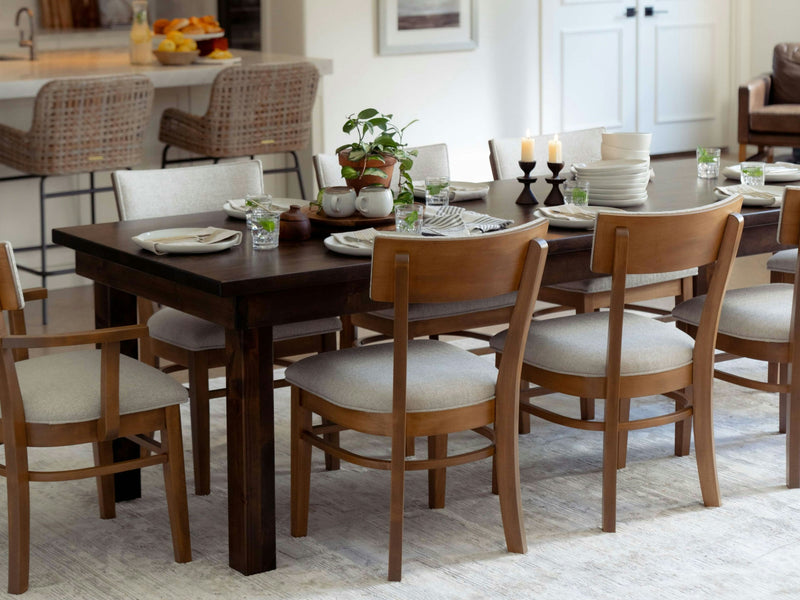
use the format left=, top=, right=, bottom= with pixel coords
left=225, top=326, right=276, bottom=574
left=93, top=282, right=142, bottom=502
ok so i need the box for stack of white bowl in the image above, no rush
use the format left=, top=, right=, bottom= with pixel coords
left=573, top=158, right=651, bottom=207
left=600, top=132, right=652, bottom=163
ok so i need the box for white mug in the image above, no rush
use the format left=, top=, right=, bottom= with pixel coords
left=321, top=186, right=356, bottom=218
left=355, top=187, right=393, bottom=218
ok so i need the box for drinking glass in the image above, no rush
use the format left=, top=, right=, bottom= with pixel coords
left=741, top=162, right=765, bottom=187
left=696, top=147, right=721, bottom=178
left=425, top=176, right=450, bottom=208
left=251, top=208, right=280, bottom=250
left=245, top=193, right=272, bottom=232
left=395, top=203, right=424, bottom=234
left=563, top=179, right=590, bottom=206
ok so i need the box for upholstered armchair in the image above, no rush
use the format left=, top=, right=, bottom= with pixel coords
left=738, top=43, right=800, bottom=161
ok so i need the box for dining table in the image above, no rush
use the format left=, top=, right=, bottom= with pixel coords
left=50, top=157, right=790, bottom=576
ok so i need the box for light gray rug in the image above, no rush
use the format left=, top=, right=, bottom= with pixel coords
left=2, top=358, right=800, bottom=599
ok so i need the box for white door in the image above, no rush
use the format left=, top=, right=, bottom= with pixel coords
left=637, top=0, right=731, bottom=152
left=540, top=0, right=637, bottom=135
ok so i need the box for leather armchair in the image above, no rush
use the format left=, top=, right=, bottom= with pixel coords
left=739, top=43, right=800, bottom=161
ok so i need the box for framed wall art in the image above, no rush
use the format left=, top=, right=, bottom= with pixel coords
left=378, top=0, right=478, bottom=55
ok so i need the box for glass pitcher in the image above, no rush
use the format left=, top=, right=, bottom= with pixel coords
left=129, top=0, right=151, bottom=65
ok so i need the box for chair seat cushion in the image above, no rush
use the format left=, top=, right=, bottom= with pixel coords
left=767, top=249, right=797, bottom=274
left=490, top=311, right=694, bottom=377
left=545, top=268, right=696, bottom=293
left=148, top=307, right=341, bottom=351
left=366, top=292, right=516, bottom=321
left=750, top=105, right=800, bottom=134
left=9, top=350, right=188, bottom=425
left=672, top=284, right=792, bottom=343
left=285, top=339, right=498, bottom=413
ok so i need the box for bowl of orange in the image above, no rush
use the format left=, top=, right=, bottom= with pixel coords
left=153, top=49, right=200, bottom=66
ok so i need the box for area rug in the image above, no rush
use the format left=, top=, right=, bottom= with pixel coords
left=2, top=358, right=799, bottom=599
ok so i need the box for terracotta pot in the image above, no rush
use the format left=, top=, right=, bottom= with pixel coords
left=338, top=150, right=397, bottom=193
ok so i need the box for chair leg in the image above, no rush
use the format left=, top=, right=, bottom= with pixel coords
left=519, top=380, right=531, bottom=434
left=602, top=393, right=620, bottom=532
left=188, top=352, right=211, bottom=496
left=690, top=380, right=721, bottom=507
left=387, top=417, right=407, bottom=581
left=289, top=151, right=307, bottom=200
left=93, top=440, right=116, bottom=519
left=739, top=144, right=747, bottom=162
left=788, top=365, right=800, bottom=488
left=5, top=442, right=31, bottom=594
left=427, top=434, right=447, bottom=509
left=161, top=144, right=171, bottom=168
left=778, top=362, right=788, bottom=434
left=291, top=387, right=313, bottom=537
left=580, top=398, right=596, bottom=420
left=339, top=315, right=356, bottom=349
left=161, top=406, right=192, bottom=563
left=495, top=385, right=526, bottom=554
left=617, top=398, right=631, bottom=469
left=322, top=417, right=340, bottom=471
left=674, top=391, right=692, bottom=457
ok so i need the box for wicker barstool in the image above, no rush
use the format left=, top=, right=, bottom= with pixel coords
left=0, top=74, right=155, bottom=322
left=158, top=62, right=319, bottom=199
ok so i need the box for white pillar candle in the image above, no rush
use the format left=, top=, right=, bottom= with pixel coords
left=521, top=129, right=534, bottom=162
left=548, top=134, right=562, bottom=163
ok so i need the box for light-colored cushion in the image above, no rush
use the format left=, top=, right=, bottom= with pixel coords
left=9, top=350, right=188, bottom=425
left=367, top=292, right=516, bottom=322
left=672, top=284, right=792, bottom=343
left=285, top=339, right=497, bottom=413
left=547, top=269, right=697, bottom=294
left=490, top=311, right=694, bottom=377
left=148, top=307, right=342, bottom=351
left=767, top=249, right=797, bottom=274
left=113, top=160, right=265, bottom=220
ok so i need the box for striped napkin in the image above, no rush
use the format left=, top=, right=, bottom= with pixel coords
left=714, top=184, right=783, bottom=204
left=424, top=205, right=513, bottom=236
left=331, top=228, right=378, bottom=249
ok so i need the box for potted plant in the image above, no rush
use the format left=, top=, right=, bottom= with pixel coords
left=335, top=108, right=417, bottom=204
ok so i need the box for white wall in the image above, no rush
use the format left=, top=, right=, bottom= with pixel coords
left=300, top=0, right=539, bottom=184
left=748, top=0, right=800, bottom=77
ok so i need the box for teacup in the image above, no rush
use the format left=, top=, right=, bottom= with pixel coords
left=321, top=186, right=356, bottom=218
left=355, top=186, right=393, bottom=218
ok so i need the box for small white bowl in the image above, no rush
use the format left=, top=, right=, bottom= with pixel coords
left=601, top=145, right=651, bottom=161
left=601, top=132, right=652, bottom=151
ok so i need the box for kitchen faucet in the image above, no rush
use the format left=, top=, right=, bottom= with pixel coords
left=15, top=7, right=36, bottom=61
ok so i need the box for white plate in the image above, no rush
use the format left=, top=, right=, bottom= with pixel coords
left=194, top=55, right=242, bottom=65
left=534, top=206, right=626, bottom=229
left=132, top=228, right=241, bottom=254
left=574, top=159, right=650, bottom=175
left=323, top=235, right=371, bottom=256
left=223, top=198, right=308, bottom=219
left=153, top=31, right=224, bottom=42
left=713, top=186, right=784, bottom=207
left=589, top=190, right=649, bottom=201
left=722, top=163, right=800, bottom=182
left=588, top=194, right=648, bottom=208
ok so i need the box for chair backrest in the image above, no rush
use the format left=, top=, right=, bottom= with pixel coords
left=314, top=143, right=450, bottom=192
left=778, top=187, right=800, bottom=247
left=25, top=75, right=154, bottom=175
left=772, top=43, right=800, bottom=104
left=0, top=241, right=24, bottom=313
left=201, top=62, right=319, bottom=156
left=593, top=194, right=744, bottom=365
left=113, top=160, right=264, bottom=220
left=370, top=219, right=549, bottom=415
left=488, top=127, right=605, bottom=180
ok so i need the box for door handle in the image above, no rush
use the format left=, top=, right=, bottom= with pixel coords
left=625, top=7, right=636, bottom=17
left=644, top=6, right=669, bottom=17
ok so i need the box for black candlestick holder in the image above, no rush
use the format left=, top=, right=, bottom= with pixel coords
left=544, top=161, right=566, bottom=206
left=516, top=160, right=538, bottom=205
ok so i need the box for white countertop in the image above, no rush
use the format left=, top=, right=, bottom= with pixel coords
left=0, top=47, right=333, bottom=100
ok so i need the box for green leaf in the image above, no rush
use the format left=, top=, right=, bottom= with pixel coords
left=258, top=218, right=276, bottom=232
left=396, top=190, right=413, bottom=204
left=335, top=143, right=353, bottom=153
left=363, top=167, right=389, bottom=178
left=343, top=120, right=357, bottom=134
left=348, top=149, right=366, bottom=162
left=341, top=166, right=359, bottom=179
left=399, top=157, right=413, bottom=171
left=365, top=154, right=386, bottom=164
left=358, top=108, right=379, bottom=119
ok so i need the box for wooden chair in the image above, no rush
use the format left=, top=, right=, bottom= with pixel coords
left=113, top=161, right=341, bottom=495
left=0, top=241, right=191, bottom=594
left=491, top=196, right=744, bottom=531
left=285, top=220, right=550, bottom=581
left=0, top=74, right=154, bottom=322
left=159, top=62, right=319, bottom=199
left=673, top=187, right=800, bottom=487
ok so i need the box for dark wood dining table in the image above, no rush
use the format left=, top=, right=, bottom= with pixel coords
left=51, top=157, right=788, bottom=576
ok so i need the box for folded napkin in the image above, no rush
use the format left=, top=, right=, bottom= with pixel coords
left=412, top=181, right=490, bottom=202
left=714, top=184, right=782, bottom=202
left=148, top=227, right=242, bottom=255
left=424, top=205, right=512, bottom=236
left=331, top=228, right=379, bottom=249
left=538, top=205, right=598, bottom=221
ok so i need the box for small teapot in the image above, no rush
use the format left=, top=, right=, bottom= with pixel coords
left=321, top=186, right=356, bottom=218
left=356, top=186, right=393, bottom=218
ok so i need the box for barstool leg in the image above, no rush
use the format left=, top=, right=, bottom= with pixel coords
left=90, top=172, right=97, bottom=224
left=290, top=151, right=306, bottom=200
left=161, top=145, right=171, bottom=169
left=39, top=176, right=48, bottom=324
